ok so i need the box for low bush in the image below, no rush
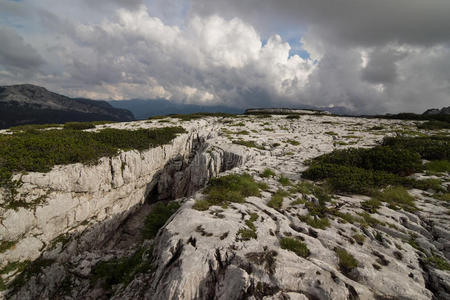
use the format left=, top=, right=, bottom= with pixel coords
left=63, top=122, right=96, bottom=130
left=352, top=234, right=366, bottom=245
left=311, top=146, right=422, bottom=176
left=286, top=114, right=300, bottom=119
left=280, top=237, right=310, bottom=258
left=361, top=198, right=382, bottom=213
left=417, top=120, right=450, bottom=130
left=267, top=189, right=290, bottom=209
left=425, top=160, right=450, bottom=173
left=0, top=126, right=186, bottom=206
left=278, top=176, right=291, bottom=186
left=232, top=139, right=265, bottom=150
left=299, top=214, right=330, bottom=229
left=193, top=173, right=262, bottom=210
left=372, top=186, right=416, bottom=212
left=237, top=212, right=259, bottom=241
left=335, top=248, right=358, bottom=274
left=143, top=202, right=181, bottom=239
left=382, top=136, right=449, bottom=161
left=425, top=255, right=450, bottom=271
left=92, top=247, right=153, bottom=289
left=260, top=168, right=275, bottom=178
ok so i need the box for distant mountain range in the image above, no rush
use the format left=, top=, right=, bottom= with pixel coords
left=0, top=84, right=134, bottom=129
left=107, top=99, right=356, bottom=119
left=107, top=99, right=244, bottom=120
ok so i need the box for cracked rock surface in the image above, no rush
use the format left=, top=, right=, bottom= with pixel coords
left=1, top=114, right=449, bottom=300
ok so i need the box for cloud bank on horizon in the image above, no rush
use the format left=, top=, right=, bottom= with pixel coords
left=0, top=0, right=449, bottom=114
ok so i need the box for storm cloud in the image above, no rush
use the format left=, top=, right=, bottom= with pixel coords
left=0, top=0, right=449, bottom=113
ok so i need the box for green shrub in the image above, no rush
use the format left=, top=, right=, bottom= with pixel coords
left=299, top=214, right=330, bottom=229
left=312, top=146, right=422, bottom=176
left=352, top=234, right=366, bottom=245
left=9, top=123, right=62, bottom=131
left=372, top=186, right=416, bottom=212
left=143, top=202, right=181, bottom=239
left=286, top=139, right=300, bottom=146
left=63, top=122, right=96, bottom=130
left=193, top=173, right=262, bottom=210
left=303, top=163, right=403, bottom=194
left=92, top=247, right=153, bottom=289
left=286, top=114, right=300, bottom=119
left=232, top=139, right=265, bottom=150
left=289, top=181, right=315, bottom=195
left=278, top=176, right=291, bottom=186
left=0, top=126, right=185, bottom=207
left=361, top=198, right=382, bottom=213
left=267, top=189, right=290, bottom=209
left=280, top=237, right=310, bottom=258
left=417, top=121, right=450, bottom=130
left=335, top=248, right=358, bottom=274
left=425, top=255, right=450, bottom=271
left=237, top=228, right=257, bottom=240
left=0, top=240, right=17, bottom=253
left=425, top=160, right=450, bottom=173
left=260, top=168, right=275, bottom=178
left=382, top=136, right=449, bottom=160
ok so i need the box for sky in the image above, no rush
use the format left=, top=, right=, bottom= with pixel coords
left=0, top=0, right=449, bottom=114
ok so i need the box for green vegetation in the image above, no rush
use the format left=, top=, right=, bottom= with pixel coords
left=303, top=136, right=449, bottom=195
left=289, top=181, right=315, bottom=195
left=232, top=139, right=265, bottom=150
left=8, top=258, right=54, bottom=292
left=425, top=255, right=450, bottom=271
left=425, top=160, right=450, bottom=173
left=260, top=168, right=276, bottom=178
left=417, top=120, right=450, bottom=130
left=335, top=248, right=358, bottom=274
left=0, top=126, right=185, bottom=208
left=286, top=139, right=300, bottom=146
left=372, top=186, right=416, bottom=212
left=370, top=126, right=384, bottom=130
left=193, top=173, right=262, bottom=210
left=63, top=122, right=96, bottom=130
left=0, top=240, right=17, bottom=253
left=299, top=214, right=330, bottom=229
left=143, top=202, right=181, bottom=239
left=278, top=176, right=291, bottom=186
left=286, top=114, right=300, bottom=119
left=325, top=131, right=338, bottom=136
left=361, top=198, right=382, bottom=213
left=267, top=189, right=290, bottom=209
left=9, top=123, right=62, bottom=131
left=280, top=237, right=310, bottom=258
left=237, top=212, right=259, bottom=241
left=92, top=247, right=153, bottom=289
left=352, top=234, right=366, bottom=245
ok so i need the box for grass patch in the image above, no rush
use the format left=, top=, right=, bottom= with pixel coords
left=417, top=120, right=450, bottom=130
left=299, top=214, right=330, bottom=229
left=92, top=246, right=153, bottom=289
left=280, top=237, right=310, bottom=258
left=425, top=160, right=450, bottom=173
left=237, top=213, right=259, bottom=241
left=278, top=176, right=291, bottom=186
left=352, top=234, right=366, bottom=245
left=0, top=126, right=185, bottom=207
left=361, top=198, right=382, bottom=213
left=0, top=240, right=17, bottom=253
left=193, top=173, right=262, bottom=211
left=63, top=122, right=96, bottom=130
left=425, top=255, right=450, bottom=271
left=260, top=168, right=275, bottom=178
left=143, top=202, right=181, bottom=239
left=9, top=123, right=62, bottom=131
left=372, top=186, right=416, bottom=212
left=232, top=139, right=265, bottom=150
left=286, top=114, right=300, bottom=119
left=286, top=139, right=300, bottom=146
left=267, top=189, right=290, bottom=209
left=335, top=248, right=358, bottom=274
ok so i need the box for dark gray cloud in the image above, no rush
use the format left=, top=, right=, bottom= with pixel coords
left=0, top=26, right=44, bottom=71
left=192, top=0, right=450, bottom=46
left=0, top=0, right=448, bottom=114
